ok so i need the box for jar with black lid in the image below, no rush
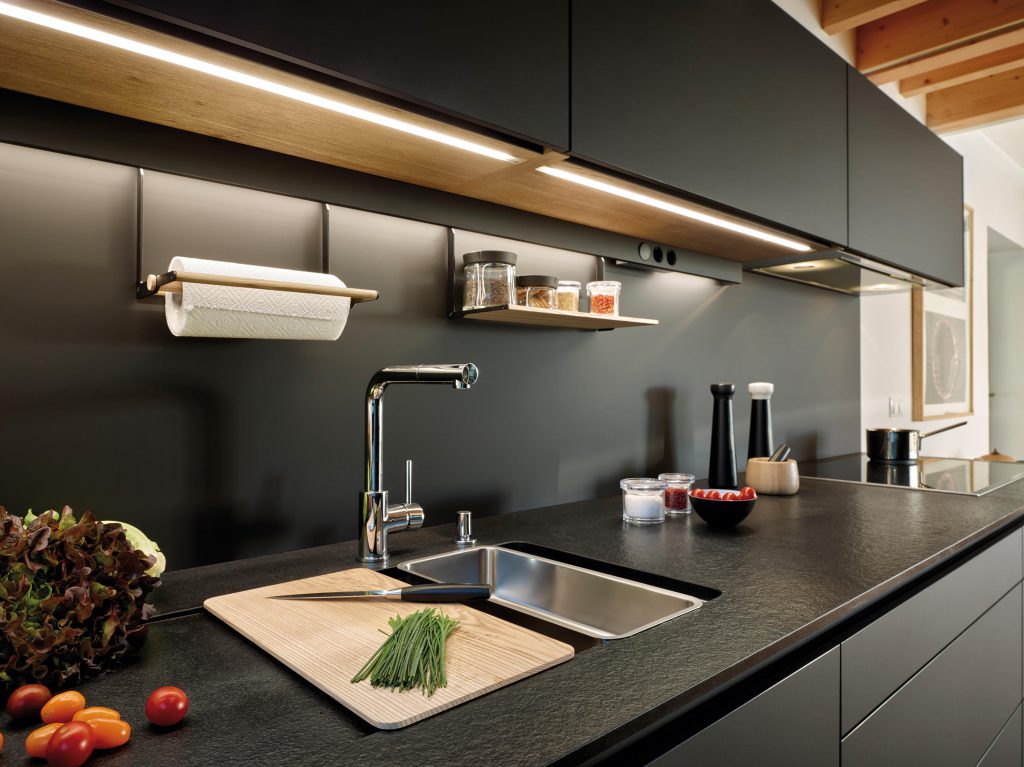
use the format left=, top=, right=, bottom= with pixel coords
left=516, top=275, right=559, bottom=309
left=462, top=251, right=517, bottom=310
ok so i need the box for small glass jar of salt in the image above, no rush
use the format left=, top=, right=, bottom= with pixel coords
left=620, top=478, right=667, bottom=525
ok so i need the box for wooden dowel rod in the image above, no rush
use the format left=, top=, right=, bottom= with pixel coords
left=148, top=272, right=379, bottom=303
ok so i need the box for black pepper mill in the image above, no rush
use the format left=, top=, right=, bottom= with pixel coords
left=747, top=382, right=775, bottom=462
left=709, top=383, right=738, bottom=490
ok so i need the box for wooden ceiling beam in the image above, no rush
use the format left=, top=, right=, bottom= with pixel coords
left=820, top=0, right=929, bottom=36
left=866, top=24, right=1024, bottom=84
left=858, top=0, right=1024, bottom=78
left=927, top=65, right=1024, bottom=132
left=900, top=42, right=1024, bottom=96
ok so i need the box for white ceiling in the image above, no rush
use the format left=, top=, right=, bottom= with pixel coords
left=981, top=120, right=1024, bottom=173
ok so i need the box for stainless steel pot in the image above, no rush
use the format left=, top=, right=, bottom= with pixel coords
left=865, top=421, right=967, bottom=463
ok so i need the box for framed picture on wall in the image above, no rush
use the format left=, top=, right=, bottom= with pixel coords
left=912, top=205, right=974, bottom=420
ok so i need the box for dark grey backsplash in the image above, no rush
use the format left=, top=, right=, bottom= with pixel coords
left=0, top=100, right=860, bottom=570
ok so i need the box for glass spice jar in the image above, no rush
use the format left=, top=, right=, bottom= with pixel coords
left=516, top=275, right=558, bottom=309
left=556, top=280, right=581, bottom=312
left=658, top=473, right=695, bottom=515
left=462, top=251, right=517, bottom=310
left=620, top=478, right=667, bottom=524
left=587, top=280, right=621, bottom=315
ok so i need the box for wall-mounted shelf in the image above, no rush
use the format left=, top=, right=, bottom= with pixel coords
left=446, top=228, right=659, bottom=331
left=461, top=304, right=658, bottom=330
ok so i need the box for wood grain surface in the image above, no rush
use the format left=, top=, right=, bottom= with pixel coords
left=204, top=568, right=574, bottom=729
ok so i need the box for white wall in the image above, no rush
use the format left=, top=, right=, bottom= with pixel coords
left=990, top=247, right=1024, bottom=457
left=774, top=0, right=1024, bottom=459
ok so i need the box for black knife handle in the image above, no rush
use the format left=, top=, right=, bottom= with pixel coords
left=400, top=583, right=491, bottom=603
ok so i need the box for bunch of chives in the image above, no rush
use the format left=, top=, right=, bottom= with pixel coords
left=351, top=608, right=460, bottom=696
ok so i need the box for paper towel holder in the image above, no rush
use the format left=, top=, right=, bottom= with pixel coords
left=133, top=168, right=379, bottom=303
left=137, top=269, right=379, bottom=301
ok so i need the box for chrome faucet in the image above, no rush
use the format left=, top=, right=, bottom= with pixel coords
left=359, top=363, right=479, bottom=564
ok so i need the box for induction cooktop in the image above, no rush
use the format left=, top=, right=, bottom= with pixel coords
left=801, top=453, right=1024, bottom=496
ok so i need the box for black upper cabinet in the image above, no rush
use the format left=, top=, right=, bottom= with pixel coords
left=102, top=0, right=570, bottom=149
left=848, top=68, right=963, bottom=286
left=571, top=0, right=848, bottom=246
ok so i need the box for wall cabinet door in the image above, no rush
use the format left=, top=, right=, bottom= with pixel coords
left=102, top=0, right=570, bottom=149
left=647, top=646, right=840, bottom=767
left=848, top=67, right=964, bottom=286
left=571, top=0, right=848, bottom=246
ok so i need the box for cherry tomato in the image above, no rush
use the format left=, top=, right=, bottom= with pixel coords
left=25, top=723, right=62, bottom=758
left=145, top=686, right=189, bottom=727
left=45, top=721, right=94, bottom=767
left=72, top=706, right=121, bottom=723
left=40, top=691, right=86, bottom=724
left=724, top=492, right=740, bottom=501
left=5, top=683, right=51, bottom=720
left=86, top=717, right=131, bottom=749
left=690, top=488, right=705, bottom=498
left=706, top=490, right=722, bottom=500
left=740, top=486, right=758, bottom=500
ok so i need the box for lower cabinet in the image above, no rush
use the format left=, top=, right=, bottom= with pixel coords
left=978, top=704, right=1022, bottom=767
left=647, top=646, right=839, bottom=767
left=842, top=583, right=1023, bottom=767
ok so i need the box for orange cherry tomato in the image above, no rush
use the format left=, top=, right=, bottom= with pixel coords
left=45, top=721, right=94, bottom=767
left=86, top=717, right=131, bottom=749
left=40, top=691, right=86, bottom=724
left=6, top=683, right=52, bottom=720
left=72, top=706, right=121, bottom=723
left=25, top=723, right=63, bottom=758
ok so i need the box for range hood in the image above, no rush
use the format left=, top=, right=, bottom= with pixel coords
left=748, top=249, right=948, bottom=295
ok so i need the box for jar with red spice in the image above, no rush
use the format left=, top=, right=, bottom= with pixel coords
left=587, top=280, right=621, bottom=315
left=658, top=473, right=695, bottom=515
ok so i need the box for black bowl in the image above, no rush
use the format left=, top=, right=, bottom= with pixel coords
left=690, top=490, right=756, bottom=528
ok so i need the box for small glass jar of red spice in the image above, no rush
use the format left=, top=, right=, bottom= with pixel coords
left=587, top=280, right=621, bottom=315
left=659, top=473, right=695, bottom=515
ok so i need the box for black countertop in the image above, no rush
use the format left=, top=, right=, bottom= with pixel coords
left=6, top=478, right=1024, bottom=766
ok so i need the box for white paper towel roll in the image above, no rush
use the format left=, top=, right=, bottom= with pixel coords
left=164, top=257, right=351, bottom=340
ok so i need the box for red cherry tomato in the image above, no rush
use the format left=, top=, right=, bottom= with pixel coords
left=689, top=488, right=704, bottom=498
left=706, top=490, right=722, bottom=500
left=740, top=486, right=758, bottom=500
left=724, top=492, right=740, bottom=501
left=25, top=723, right=62, bottom=758
left=40, top=691, right=86, bottom=724
left=145, top=686, right=189, bottom=727
left=5, top=683, right=51, bottom=720
left=86, top=717, right=131, bottom=749
left=45, top=721, right=95, bottom=767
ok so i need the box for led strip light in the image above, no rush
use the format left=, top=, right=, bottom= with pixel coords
left=0, top=1, right=518, bottom=162
left=537, top=166, right=813, bottom=252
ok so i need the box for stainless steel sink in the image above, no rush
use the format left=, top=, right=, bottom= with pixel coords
left=398, top=545, right=703, bottom=639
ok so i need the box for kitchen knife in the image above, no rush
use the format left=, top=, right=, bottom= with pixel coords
left=268, top=583, right=491, bottom=603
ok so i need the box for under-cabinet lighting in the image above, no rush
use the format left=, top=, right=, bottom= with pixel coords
left=863, top=284, right=898, bottom=291
left=790, top=262, right=818, bottom=270
left=536, top=166, right=814, bottom=253
left=0, top=1, right=518, bottom=163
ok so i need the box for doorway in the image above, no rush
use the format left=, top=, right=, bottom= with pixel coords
left=988, top=227, right=1024, bottom=459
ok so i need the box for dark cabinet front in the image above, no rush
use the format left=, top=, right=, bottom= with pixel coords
left=848, top=67, right=964, bottom=286
left=571, top=0, right=848, bottom=246
left=102, top=0, right=570, bottom=149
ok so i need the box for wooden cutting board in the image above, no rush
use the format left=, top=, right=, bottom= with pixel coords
left=204, top=568, right=574, bottom=729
